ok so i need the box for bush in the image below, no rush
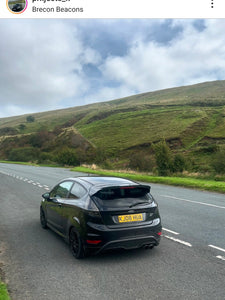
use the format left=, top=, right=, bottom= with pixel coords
left=129, top=153, right=154, bottom=172
left=8, top=147, right=39, bottom=162
left=95, top=147, right=107, bottom=164
left=29, top=130, right=51, bottom=148
left=173, top=154, right=186, bottom=173
left=19, top=124, right=26, bottom=131
left=26, top=115, right=35, bottom=123
left=55, top=148, right=80, bottom=166
left=38, top=152, right=55, bottom=164
left=153, top=140, right=173, bottom=176
left=211, top=149, right=225, bottom=174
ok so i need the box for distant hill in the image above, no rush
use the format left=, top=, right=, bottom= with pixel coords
left=0, top=80, right=225, bottom=173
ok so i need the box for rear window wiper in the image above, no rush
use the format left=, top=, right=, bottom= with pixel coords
left=129, top=201, right=150, bottom=208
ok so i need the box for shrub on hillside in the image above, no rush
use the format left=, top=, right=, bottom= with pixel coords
left=55, top=148, right=80, bottom=166
left=153, top=140, right=173, bottom=176
left=8, top=147, right=39, bottom=162
left=38, top=152, right=55, bottom=164
left=172, top=154, right=186, bottom=173
left=26, top=115, right=35, bottom=123
left=29, top=130, right=53, bottom=148
left=95, top=147, right=107, bottom=164
left=129, top=153, right=154, bottom=172
left=19, top=124, right=26, bottom=131
left=211, top=149, right=225, bottom=174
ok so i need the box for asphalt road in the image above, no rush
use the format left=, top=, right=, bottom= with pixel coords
left=0, top=163, right=225, bottom=300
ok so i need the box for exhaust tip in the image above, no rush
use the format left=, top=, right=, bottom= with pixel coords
left=144, top=244, right=155, bottom=250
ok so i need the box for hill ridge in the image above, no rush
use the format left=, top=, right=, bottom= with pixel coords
left=0, top=79, right=225, bottom=173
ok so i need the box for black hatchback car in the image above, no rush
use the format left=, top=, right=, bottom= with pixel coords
left=40, top=176, right=162, bottom=258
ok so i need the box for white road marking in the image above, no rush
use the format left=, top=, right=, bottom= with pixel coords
left=161, top=195, right=225, bottom=209
left=208, top=244, right=225, bottom=253
left=0, top=170, right=49, bottom=190
left=164, top=235, right=192, bottom=247
left=162, top=227, right=179, bottom=235
left=216, top=255, right=225, bottom=261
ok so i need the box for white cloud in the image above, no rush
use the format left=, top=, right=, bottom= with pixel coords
left=100, top=19, right=225, bottom=94
left=0, top=20, right=98, bottom=116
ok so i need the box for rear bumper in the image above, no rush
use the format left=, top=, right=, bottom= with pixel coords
left=96, top=235, right=160, bottom=253
left=84, top=219, right=162, bottom=253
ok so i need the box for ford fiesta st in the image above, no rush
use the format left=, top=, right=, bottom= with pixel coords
left=40, top=176, right=162, bottom=258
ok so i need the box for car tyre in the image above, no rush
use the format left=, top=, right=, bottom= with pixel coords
left=69, top=228, right=85, bottom=259
left=40, top=207, right=48, bottom=229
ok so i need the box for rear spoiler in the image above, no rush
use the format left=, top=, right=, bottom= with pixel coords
left=89, top=184, right=151, bottom=196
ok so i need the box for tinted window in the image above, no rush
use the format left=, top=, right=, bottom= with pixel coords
left=93, top=186, right=153, bottom=209
left=95, top=187, right=151, bottom=200
left=50, top=181, right=73, bottom=199
left=69, top=183, right=86, bottom=199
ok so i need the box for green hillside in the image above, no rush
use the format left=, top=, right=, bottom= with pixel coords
left=0, top=80, right=225, bottom=174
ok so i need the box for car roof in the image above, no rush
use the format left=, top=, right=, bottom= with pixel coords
left=78, top=176, right=137, bottom=186
left=63, top=176, right=150, bottom=196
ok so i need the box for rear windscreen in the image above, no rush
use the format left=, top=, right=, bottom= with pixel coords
left=94, top=186, right=151, bottom=201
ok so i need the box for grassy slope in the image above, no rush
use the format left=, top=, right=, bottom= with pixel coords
left=76, top=107, right=205, bottom=152
left=0, top=80, right=225, bottom=166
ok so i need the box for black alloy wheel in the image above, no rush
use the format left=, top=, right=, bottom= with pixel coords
left=69, top=228, right=85, bottom=259
left=40, top=208, right=48, bottom=229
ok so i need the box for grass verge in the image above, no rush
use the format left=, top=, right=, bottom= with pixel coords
left=0, top=281, right=10, bottom=300
left=72, top=166, right=225, bottom=194
left=0, top=161, right=61, bottom=168
left=0, top=160, right=38, bottom=166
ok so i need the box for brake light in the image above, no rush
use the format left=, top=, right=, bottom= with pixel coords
left=120, top=186, right=135, bottom=189
left=86, top=239, right=102, bottom=245
left=157, top=232, right=162, bottom=236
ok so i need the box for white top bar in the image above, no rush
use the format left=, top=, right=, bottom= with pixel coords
left=1, top=0, right=225, bottom=18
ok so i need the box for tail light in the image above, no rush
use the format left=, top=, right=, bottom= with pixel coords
left=86, top=239, right=102, bottom=245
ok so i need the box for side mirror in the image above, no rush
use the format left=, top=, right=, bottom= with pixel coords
left=42, top=192, right=50, bottom=200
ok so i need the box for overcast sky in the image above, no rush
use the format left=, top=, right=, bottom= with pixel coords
left=1, top=19, right=225, bottom=118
